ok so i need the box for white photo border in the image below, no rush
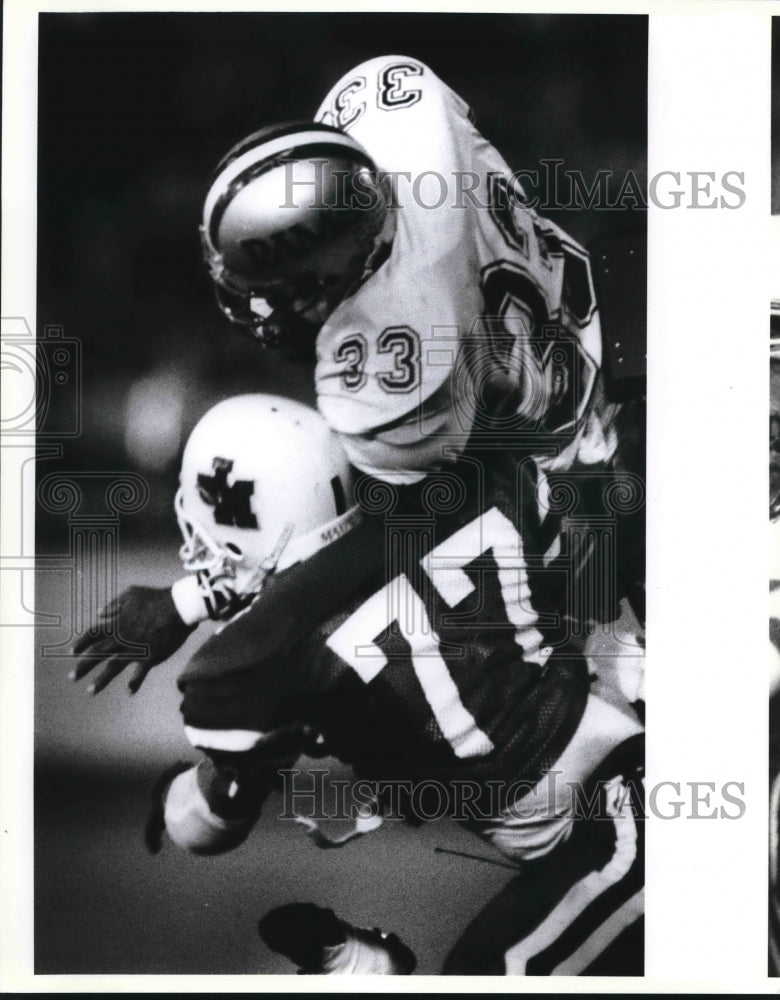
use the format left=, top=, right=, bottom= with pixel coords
left=1, top=0, right=777, bottom=992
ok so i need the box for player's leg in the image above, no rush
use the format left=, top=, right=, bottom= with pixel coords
left=472, top=692, right=642, bottom=862
left=147, top=729, right=308, bottom=856
left=444, top=732, right=644, bottom=975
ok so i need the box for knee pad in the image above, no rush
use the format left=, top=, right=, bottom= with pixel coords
left=164, top=765, right=253, bottom=855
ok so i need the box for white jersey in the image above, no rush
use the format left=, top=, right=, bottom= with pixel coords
left=314, top=56, right=611, bottom=483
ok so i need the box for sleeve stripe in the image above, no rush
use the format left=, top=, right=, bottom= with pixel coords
left=184, top=725, right=267, bottom=752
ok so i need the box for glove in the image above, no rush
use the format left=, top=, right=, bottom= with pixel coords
left=70, top=585, right=196, bottom=695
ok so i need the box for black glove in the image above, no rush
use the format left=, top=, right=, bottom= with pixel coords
left=71, top=585, right=196, bottom=695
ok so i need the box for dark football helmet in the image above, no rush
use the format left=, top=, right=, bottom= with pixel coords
left=200, top=121, right=389, bottom=347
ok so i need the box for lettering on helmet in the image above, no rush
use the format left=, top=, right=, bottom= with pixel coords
left=319, top=507, right=361, bottom=545
left=241, top=222, right=325, bottom=270
left=239, top=192, right=375, bottom=272
left=197, top=457, right=258, bottom=528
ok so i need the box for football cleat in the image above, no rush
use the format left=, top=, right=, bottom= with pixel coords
left=258, top=902, right=417, bottom=974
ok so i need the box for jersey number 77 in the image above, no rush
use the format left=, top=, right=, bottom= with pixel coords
left=326, top=507, right=553, bottom=760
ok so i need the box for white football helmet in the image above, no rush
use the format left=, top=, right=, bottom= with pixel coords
left=201, top=121, right=389, bottom=347
left=176, top=394, right=359, bottom=619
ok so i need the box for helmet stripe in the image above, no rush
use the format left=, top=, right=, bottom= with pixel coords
left=208, top=140, right=377, bottom=250
left=203, top=128, right=373, bottom=231
left=211, top=120, right=345, bottom=177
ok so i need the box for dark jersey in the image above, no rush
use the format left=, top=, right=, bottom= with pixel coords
left=179, top=449, right=590, bottom=805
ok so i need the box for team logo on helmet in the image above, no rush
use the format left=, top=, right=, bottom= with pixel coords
left=197, top=457, right=258, bottom=529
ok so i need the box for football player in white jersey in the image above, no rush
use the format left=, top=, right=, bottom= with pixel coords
left=201, top=55, right=616, bottom=484
left=72, top=55, right=636, bottom=703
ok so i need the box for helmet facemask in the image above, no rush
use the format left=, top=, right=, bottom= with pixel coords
left=201, top=228, right=333, bottom=348
left=175, top=487, right=294, bottom=602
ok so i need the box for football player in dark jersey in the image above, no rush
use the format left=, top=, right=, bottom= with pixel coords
left=75, top=394, right=643, bottom=975
left=139, top=395, right=601, bottom=852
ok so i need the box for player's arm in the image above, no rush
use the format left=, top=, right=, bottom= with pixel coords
left=69, top=571, right=248, bottom=695
left=146, top=506, right=387, bottom=856
left=72, top=464, right=389, bottom=696
left=148, top=515, right=389, bottom=854
left=70, top=584, right=198, bottom=695
left=69, top=493, right=381, bottom=696
left=314, top=55, right=475, bottom=177
left=152, top=564, right=344, bottom=857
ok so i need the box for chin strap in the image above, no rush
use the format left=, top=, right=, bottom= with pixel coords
left=174, top=503, right=362, bottom=626
left=275, top=505, right=361, bottom=571
left=209, top=523, right=297, bottom=630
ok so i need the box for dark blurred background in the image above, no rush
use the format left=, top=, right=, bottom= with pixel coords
left=35, top=12, right=647, bottom=975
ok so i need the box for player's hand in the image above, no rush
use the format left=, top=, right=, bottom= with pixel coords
left=70, top=585, right=196, bottom=695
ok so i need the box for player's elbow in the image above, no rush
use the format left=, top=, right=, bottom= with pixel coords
left=163, top=764, right=254, bottom=855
